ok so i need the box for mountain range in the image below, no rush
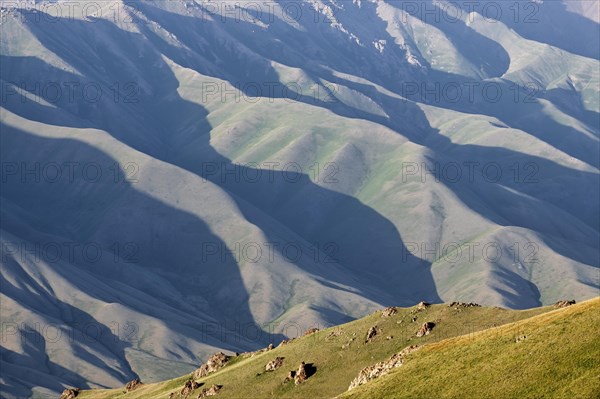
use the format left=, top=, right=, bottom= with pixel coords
left=0, top=1, right=598, bottom=397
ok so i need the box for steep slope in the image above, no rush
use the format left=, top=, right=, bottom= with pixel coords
left=344, top=298, right=600, bottom=399
left=74, top=299, right=599, bottom=399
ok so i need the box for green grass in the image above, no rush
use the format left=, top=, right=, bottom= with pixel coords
left=343, top=298, right=600, bottom=399
left=77, top=300, right=568, bottom=399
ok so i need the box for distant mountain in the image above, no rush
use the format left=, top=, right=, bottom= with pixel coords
left=1, top=1, right=598, bottom=397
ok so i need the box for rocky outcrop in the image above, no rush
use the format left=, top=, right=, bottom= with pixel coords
left=193, top=352, right=231, bottom=379
left=124, top=378, right=142, bottom=392
left=294, top=362, right=308, bottom=385
left=284, top=370, right=296, bottom=383
left=365, top=325, right=381, bottom=343
left=416, top=322, right=435, bottom=337
left=197, top=384, right=222, bottom=397
left=554, top=300, right=576, bottom=308
left=278, top=338, right=293, bottom=347
left=448, top=302, right=481, bottom=308
left=283, top=362, right=316, bottom=385
left=303, top=327, right=320, bottom=336
left=348, top=345, right=420, bottom=390
left=242, top=343, right=275, bottom=358
left=416, top=301, right=431, bottom=311
left=180, top=380, right=201, bottom=397
left=265, top=357, right=285, bottom=371
left=59, top=388, right=80, bottom=399
left=381, top=306, right=398, bottom=317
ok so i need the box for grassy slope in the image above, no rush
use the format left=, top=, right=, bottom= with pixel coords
left=343, top=298, right=600, bottom=399
left=79, top=302, right=559, bottom=399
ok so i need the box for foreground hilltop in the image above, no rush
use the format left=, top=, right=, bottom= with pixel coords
left=74, top=298, right=599, bottom=399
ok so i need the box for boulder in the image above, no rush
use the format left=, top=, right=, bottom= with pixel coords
left=283, top=362, right=315, bottom=385
left=416, top=322, right=435, bottom=337
left=381, top=306, right=398, bottom=317
left=365, top=325, right=381, bottom=342
left=348, top=345, right=420, bottom=390
left=124, top=378, right=142, bottom=392
left=193, top=352, right=231, bottom=379
left=265, top=357, right=285, bottom=371
left=180, top=380, right=201, bottom=397
left=416, top=301, right=431, bottom=311
left=294, top=362, right=308, bottom=385
left=59, top=388, right=80, bottom=399
left=283, top=370, right=296, bottom=383
left=554, top=300, right=576, bottom=308
left=197, top=384, right=222, bottom=397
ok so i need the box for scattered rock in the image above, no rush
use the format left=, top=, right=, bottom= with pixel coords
left=386, top=336, right=393, bottom=340
left=416, top=301, right=431, bottom=311
left=180, top=380, right=201, bottom=397
left=365, top=326, right=381, bottom=343
left=381, top=306, right=398, bottom=317
left=294, top=362, right=308, bottom=385
left=516, top=335, right=527, bottom=343
left=242, top=343, right=277, bottom=358
left=411, top=316, right=417, bottom=322
left=448, top=302, right=481, bottom=308
left=59, top=388, right=80, bottom=399
left=326, top=328, right=344, bottom=339
left=124, top=378, right=142, bottom=392
left=193, top=352, right=231, bottom=379
left=303, top=327, right=320, bottom=336
left=265, top=357, right=285, bottom=371
left=554, top=300, right=576, bottom=308
left=169, top=393, right=175, bottom=399
left=416, top=322, right=435, bottom=337
left=348, top=346, right=420, bottom=390
left=278, top=338, right=293, bottom=347
left=197, top=384, right=222, bottom=397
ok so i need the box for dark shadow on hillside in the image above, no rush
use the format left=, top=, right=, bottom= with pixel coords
left=0, top=274, right=136, bottom=394
left=2, top=9, right=443, bottom=304
left=489, top=267, right=542, bottom=309
left=453, top=0, right=600, bottom=59
left=128, top=4, right=600, bottom=241
left=395, top=0, right=511, bottom=78
left=1, top=8, right=598, bottom=386
left=0, top=125, right=286, bottom=338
